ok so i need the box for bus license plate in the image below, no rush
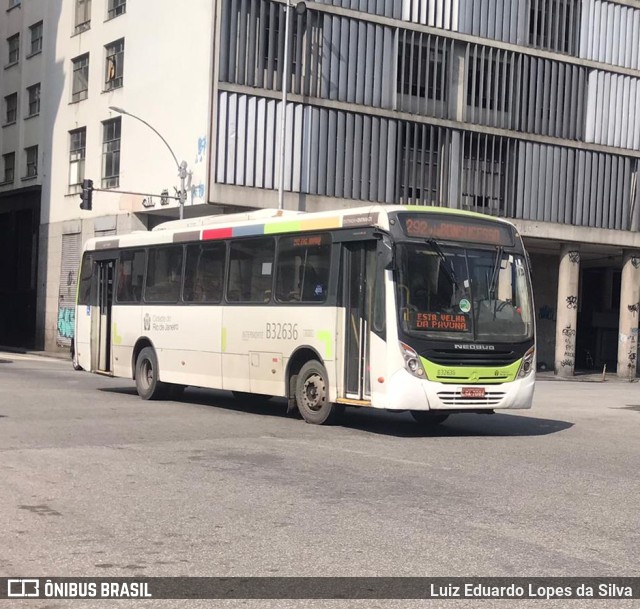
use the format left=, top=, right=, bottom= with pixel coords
left=462, top=387, right=485, bottom=398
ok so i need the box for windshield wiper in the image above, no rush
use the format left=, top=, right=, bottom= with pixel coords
left=425, top=238, right=459, bottom=289
left=488, top=246, right=504, bottom=300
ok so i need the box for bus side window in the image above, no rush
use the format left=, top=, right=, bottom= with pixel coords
left=117, top=249, right=145, bottom=303
left=184, top=243, right=224, bottom=303
left=78, top=253, right=94, bottom=305
left=145, top=246, right=183, bottom=303
left=275, top=233, right=331, bottom=303
left=227, top=238, right=275, bottom=303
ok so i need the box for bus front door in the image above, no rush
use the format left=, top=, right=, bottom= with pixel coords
left=92, top=260, right=114, bottom=373
left=343, top=242, right=376, bottom=401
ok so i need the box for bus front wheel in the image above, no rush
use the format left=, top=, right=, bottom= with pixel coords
left=135, top=347, right=167, bottom=400
left=410, top=411, right=449, bottom=426
left=295, top=360, right=342, bottom=425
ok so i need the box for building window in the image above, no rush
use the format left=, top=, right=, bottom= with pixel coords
left=8, top=0, right=21, bottom=10
left=69, top=127, right=86, bottom=191
left=104, top=39, right=124, bottom=90
left=75, top=0, right=91, bottom=33
left=7, top=33, right=19, bottom=65
left=466, top=53, right=512, bottom=113
left=107, top=0, right=126, bottom=19
left=529, top=0, right=581, bottom=54
left=397, top=34, right=447, bottom=103
left=27, top=83, right=40, bottom=117
left=2, top=152, right=15, bottom=184
left=4, top=93, right=17, bottom=124
left=71, top=54, right=89, bottom=102
left=398, top=122, right=441, bottom=205
left=25, top=145, right=38, bottom=178
left=102, top=117, right=121, bottom=188
left=29, top=21, right=43, bottom=56
left=461, top=133, right=508, bottom=215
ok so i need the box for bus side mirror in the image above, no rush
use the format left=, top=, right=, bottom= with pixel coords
left=377, top=236, right=395, bottom=270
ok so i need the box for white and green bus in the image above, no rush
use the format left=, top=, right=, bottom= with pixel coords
left=74, top=205, right=535, bottom=425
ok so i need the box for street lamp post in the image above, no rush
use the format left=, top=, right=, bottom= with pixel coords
left=108, top=106, right=188, bottom=220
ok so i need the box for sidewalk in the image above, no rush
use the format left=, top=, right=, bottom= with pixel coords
left=537, top=369, right=639, bottom=383
left=0, top=345, right=69, bottom=361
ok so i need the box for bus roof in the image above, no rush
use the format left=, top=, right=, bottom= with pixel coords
left=82, top=205, right=518, bottom=252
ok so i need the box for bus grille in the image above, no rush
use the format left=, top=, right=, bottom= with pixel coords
left=436, top=390, right=506, bottom=407
left=427, top=350, right=517, bottom=367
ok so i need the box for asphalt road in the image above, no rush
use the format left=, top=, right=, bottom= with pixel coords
left=1, top=350, right=639, bottom=608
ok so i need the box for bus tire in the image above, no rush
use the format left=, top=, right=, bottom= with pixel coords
left=295, top=360, right=340, bottom=425
left=135, top=347, right=168, bottom=400
left=410, top=411, right=449, bottom=426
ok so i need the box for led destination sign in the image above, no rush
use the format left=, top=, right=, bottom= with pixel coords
left=398, top=214, right=514, bottom=246
left=410, top=312, right=469, bottom=332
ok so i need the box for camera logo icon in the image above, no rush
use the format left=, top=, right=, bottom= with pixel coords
left=7, top=579, right=40, bottom=597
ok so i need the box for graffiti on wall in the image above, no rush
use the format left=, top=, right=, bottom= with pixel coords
left=57, top=307, right=75, bottom=339
left=560, top=323, right=575, bottom=369
left=195, top=136, right=207, bottom=164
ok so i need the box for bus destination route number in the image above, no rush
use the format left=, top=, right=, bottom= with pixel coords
left=266, top=322, right=299, bottom=340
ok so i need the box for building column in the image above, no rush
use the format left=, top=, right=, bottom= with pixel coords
left=617, top=251, right=640, bottom=379
left=554, top=245, right=580, bottom=377
left=446, top=45, right=465, bottom=209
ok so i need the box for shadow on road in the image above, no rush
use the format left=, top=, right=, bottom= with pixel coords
left=98, top=385, right=572, bottom=438
left=338, top=408, right=573, bottom=438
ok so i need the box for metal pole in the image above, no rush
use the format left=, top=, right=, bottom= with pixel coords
left=108, top=106, right=188, bottom=219
left=179, top=161, right=187, bottom=220
left=278, top=0, right=291, bottom=210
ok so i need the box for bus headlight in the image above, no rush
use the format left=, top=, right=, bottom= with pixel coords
left=517, top=347, right=535, bottom=378
left=399, top=342, right=427, bottom=379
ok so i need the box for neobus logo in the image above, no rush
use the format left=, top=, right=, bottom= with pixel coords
left=453, top=344, right=496, bottom=351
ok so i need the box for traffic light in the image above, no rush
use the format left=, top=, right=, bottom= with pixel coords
left=79, top=179, right=94, bottom=211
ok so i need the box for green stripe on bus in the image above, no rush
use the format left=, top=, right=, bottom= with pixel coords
left=420, top=357, right=522, bottom=384
left=264, top=221, right=302, bottom=234
left=221, top=327, right=227, bottom=353
left=316, top=330, right=332, bottom=359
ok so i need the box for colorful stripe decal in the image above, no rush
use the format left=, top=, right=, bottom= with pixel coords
left=203, top=227, right=233, bottom=240
left=173, top=230, right=200, bottom=243
left=233, top=224, right=265, bottom=237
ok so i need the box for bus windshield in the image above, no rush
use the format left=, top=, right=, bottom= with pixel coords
left=396, top=242, right=534, bottom=342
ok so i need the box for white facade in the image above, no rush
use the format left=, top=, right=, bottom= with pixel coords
left=39, top=0, right=215, bottom=351
left=0, top=0, right=50, bottom=193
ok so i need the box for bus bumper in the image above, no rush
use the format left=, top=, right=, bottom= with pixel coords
left=384, top=369, right=535, bottom=411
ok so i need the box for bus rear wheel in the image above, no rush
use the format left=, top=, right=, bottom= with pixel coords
left=295, top=360, right=341, bottom=425
left=410, top=411, right=449, bottom=426
left=135, top=347, right=168, bottom=400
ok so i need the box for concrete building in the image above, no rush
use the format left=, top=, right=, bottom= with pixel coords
left=37, top=0, right=214, bottom=352
left=18, top=0, right=640, bottom=379
left=0, top=0, right=56, bottom=347
left=210, top=0, right=640, bottom=378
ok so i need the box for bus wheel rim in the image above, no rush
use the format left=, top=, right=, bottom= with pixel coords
left=302, top=373, right=325, bottom=412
